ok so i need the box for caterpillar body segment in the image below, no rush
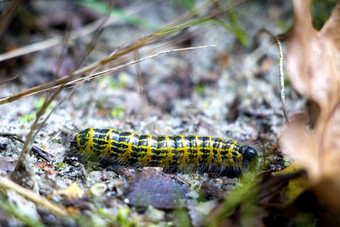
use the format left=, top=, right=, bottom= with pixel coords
left=70, top=128, right=258, bottom=176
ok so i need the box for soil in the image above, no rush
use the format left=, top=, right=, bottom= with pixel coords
left=0, top=0, right=313, bottom=226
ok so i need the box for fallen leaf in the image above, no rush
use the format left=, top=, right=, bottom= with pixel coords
left=280, top=114, right=319, bottom=180
left=286, top=0, right=340, bottom=119
left=281, top=0, right=340, bottom=213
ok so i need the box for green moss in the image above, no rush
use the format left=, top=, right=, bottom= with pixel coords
left=111, top=106, right=125, bottom=119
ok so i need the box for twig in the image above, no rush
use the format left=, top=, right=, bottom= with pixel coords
left=134, top=50, right=149, bottom=117
left=10, top=1, right=114, bottom=174
left=28, top=1, right=115, bottom=146
left=0, top=0, right=245, bottom=105
left=0, top=133, right=51, bottom=162
left=0, top=16, right=118, bottom=62
left=0, top=74, right=18, bottom=86
left=0, top=0, right=23, bottom=39
left=63, top=45, right=217, bottom=85
left=12, top=89, right=60, bottom=176
left=11, top=22, right=75, bottom=175
left=0, top=176, right=67, bottom=217
left=0, top=45, right=215, bottom=105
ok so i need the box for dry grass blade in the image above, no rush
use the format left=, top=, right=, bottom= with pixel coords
left=0, top=0, right=23, bottom=39
left=76, top=0, right=115, bottom=70
left=0, top=15, right=117, bottom=62
left=260, top=29, right=288, bottom=123
left=11, top=2, right=112, bottom=175
left=0, top=176, right=67, bottom=217
left=134, top=50, right=149, bottom=118
left=11, top=20, right=78, bottom=175
left=64, top=45, right=216, bottom=86
left=0, top=0, right=244, bottom=105
left=12, top=88, right=61, bottom=175
left=0, top=133, right=51, bottom=162
left=0, top=0, right=203, bottom=63
left=0, top=74, right=18, bottom=86
left=0, top=45, right=215, bottom=105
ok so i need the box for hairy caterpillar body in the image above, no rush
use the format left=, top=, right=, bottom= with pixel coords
left=70, top=128, right=258, bottom=176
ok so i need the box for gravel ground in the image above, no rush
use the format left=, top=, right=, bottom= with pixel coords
left=0, top=0, right=299, bottom=226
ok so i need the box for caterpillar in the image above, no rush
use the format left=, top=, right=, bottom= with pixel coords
left=70, top=128, right=258, bottom=176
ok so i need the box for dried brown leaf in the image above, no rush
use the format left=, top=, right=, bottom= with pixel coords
left=283, top=0, right=340, bottom=176
left=286, top=0, right=340, bottom=115
left=282, top=0, right=340, bottom=213
left=321, top=102, right=340, bottom=177
left=320, top=3, right=340, bottom=58
left=280, top=114, right=319, bottom=180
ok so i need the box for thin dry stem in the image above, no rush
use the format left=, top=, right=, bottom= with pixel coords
left=12, top=88, right=61, bottom=176
left=12, top=5, right=111, bottom=173
left=0, top=16, right=117, bottom=62
left=0, top=45, right=215, bottom=105
left=0, top=176, right=67, bottom=217
left=260, top=29, right=289, bottom=123
left=0, top=0, right=242, bottom=105
left=0, top=74, right=18, bottom=86
left=64, top=45, right=216, bottom=86
left=0, top=0, right=23, bottom=39
left=0, top=134, right=51, bottom=162
left=134, top=50, right=149, bottom=118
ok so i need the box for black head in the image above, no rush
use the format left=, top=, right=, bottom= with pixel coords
left=239, top=145, right=258, bottom=168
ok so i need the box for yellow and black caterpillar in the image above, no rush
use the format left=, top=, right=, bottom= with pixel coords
left=70, top=128, right=258, bottom=176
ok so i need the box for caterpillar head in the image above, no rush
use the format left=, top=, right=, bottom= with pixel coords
left=239, top=145, right=258, bottom=168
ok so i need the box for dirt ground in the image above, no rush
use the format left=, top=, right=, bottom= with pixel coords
left=1, top=0, right=328, bottom=226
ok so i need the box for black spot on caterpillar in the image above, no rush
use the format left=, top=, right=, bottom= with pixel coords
left=69, top=128, right=258, bottom=177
